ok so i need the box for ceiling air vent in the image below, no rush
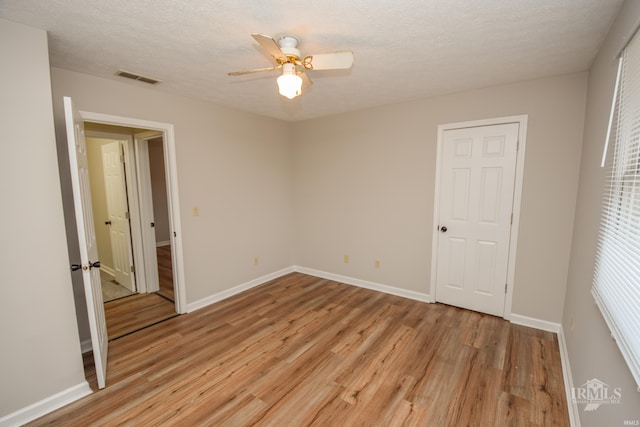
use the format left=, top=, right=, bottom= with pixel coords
left=115, top=70, right=162, bottom=85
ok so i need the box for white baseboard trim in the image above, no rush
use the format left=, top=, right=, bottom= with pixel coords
left=557, top=326, right=580, bottom=427
left=80, top=338, right=92, bottom=354
left=0, top=381, right=92, bottom=427
left=510, top=315, right=579, bottom=425
left=100, top=265, right=115, bottom=278
left=186, top=266, right=296, bottom=313
left=185, top=265, right=433, bottom=314
left=510, top=313, right=561, bottom=333
left=293, top=266, right=432, bottom=303
left=156, top=240, right=171, bottom=247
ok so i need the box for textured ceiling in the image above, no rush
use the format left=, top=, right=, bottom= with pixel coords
left=0, top=0, right=624, bottom=121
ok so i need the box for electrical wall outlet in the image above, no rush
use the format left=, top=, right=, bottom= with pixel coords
left=374, top=259, right=380, bottom=269
left=192, top=206, right=200, bottom=217
left=253, top=256, right=259, bottom=266
left=343, top=254, right=349, bottom=263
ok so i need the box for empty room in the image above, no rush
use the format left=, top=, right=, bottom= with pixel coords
left=1, top=1, right=640, bottom=426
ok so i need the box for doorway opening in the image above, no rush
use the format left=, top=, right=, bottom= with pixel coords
left=83, top=123, right=178, bottom=340
left=65, top=98, right=186, bottom=389
left=77, top=110, right=187, bottom=320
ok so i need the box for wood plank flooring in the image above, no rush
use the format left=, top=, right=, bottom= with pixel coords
left=102, top=245, right=176, bottom=340
left=29, top=273, right=569, bottom=426
left=105, top=293, right=177, bottom=341
left=156, top=244, right=174, bottom=301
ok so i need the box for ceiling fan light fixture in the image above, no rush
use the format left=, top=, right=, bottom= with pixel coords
left=229, top=33, right=354, bottom=98
left=277, top=63, right=302, bottom=99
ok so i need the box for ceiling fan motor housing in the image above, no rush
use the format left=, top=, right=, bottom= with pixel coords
left=278, top=36, right=301, bottom=60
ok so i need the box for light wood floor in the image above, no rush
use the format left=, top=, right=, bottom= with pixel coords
left=156, top=244, right=174, bottom=301
left=105, top=293, right=177, bottom=341
left=104, top=246, right=177, bottom=340
left=102, top=245, right=177, bottom=340
left=29, top=273, right=568, bottom=426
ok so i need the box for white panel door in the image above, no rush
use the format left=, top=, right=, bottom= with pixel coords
left=102, top=141, right=135, bottom=291
left=435, top=123, right=519, bottom=316
left=63, top=96, right=108, bottom=389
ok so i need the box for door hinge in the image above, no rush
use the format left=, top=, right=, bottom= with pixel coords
left=125, top=211, right=130, bottom=219
left=505, top=283, right=508, bottom=294
left=130, top=265, right=135, bottom=273
left=517, top=139, right=520, bottom=151
left=510, top=213, right=513, bottom=225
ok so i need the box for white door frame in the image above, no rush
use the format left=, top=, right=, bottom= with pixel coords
left=80, top=111, right=187, bottom=314
left=429, top=115, right=528, bottom=320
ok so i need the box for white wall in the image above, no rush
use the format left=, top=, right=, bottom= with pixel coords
left=0, top=19, right=87, bottom=418
left=293, top=72, right=588, bottom=323
left=50, top=68, right=294, bottom=305
left=563, top=0, right=640, bottom=424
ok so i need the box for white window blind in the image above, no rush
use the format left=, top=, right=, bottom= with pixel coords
left=592, top=28, right=640, bottom=389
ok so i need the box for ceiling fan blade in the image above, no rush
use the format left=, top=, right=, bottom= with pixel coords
left=304, top=51, right=354, bottom=70
left=251, top=33, right=287, bottom=63
left=227, top=64, right=282, bottom=76
left=298, top=70, right=313, bottom=89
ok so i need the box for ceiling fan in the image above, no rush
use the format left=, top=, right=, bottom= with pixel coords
left=228, top=34, right=354, bottom=99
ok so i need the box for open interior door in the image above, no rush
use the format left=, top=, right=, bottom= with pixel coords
left=64, top=96, right=108, bottom=389
left=102, top=140, right=135, bottom=292
left=134, top=131, right=163, bottom=293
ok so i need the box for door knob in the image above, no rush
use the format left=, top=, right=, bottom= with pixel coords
left=75, top=261, right=100, bottom=271
left=440, top=226, right=448, bottom=232
left=105, top=221, right=112, bottom=225
left=82, top=261, right=101, bottom=271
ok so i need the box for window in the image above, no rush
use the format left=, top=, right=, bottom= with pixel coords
left=592, top=29, right=640, bottom=388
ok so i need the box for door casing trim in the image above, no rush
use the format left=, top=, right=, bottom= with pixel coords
left=79, top=111, right=187, bottom=314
